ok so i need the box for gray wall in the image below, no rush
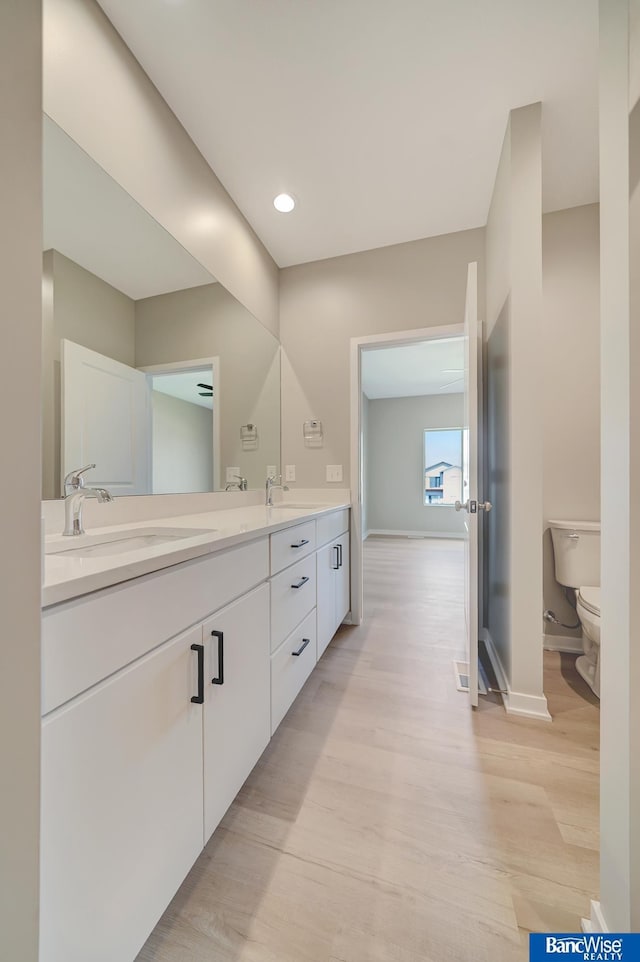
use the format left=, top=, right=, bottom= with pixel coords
left=135, top=283, right=280, bottom=489
left=0, top=2, right=42, bottom=958
left=485, top=103, right=545, bottom=708
left=41, top=250, right=135, bottom=498
left=280, top=227, right=485, bottom=488
left=598, top=0, right=640, bottom=931
left=43, top=0, right=279, bottom=336
left=366, top=393, right=465, bottom=535
left=542, top=204, right=600, bottom=639
left=152, top=391, right=213, bottom=494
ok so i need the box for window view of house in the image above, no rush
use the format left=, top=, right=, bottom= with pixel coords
left=424, top=428, right=463, bottom=505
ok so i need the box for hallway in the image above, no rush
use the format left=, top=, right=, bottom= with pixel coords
left=138, top=537, right=600, bottom=962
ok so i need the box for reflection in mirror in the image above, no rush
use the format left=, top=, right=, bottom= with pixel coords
left=42, top=115, right=280, bottom=499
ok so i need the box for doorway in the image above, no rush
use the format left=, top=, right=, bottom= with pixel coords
left=351, top=324, right=464, bottom=625
left=140, top=357, right=221, bottom=493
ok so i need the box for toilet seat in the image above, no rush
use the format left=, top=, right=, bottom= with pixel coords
left=578, top=586, right=600, bottom=617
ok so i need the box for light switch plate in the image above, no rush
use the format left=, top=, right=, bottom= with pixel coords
left=326, top=464, right=343, bottom=483
left=285, top=465, right=296, bottom=482
left=226, top=466, right=240, bottom=482
left=267, top=465, right=277, bottom=478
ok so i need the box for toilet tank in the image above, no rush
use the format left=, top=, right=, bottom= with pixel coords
left=549, top=520, right=601, bottom=588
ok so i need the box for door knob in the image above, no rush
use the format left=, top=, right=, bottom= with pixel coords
left=454, top=499, right=492, bottom=514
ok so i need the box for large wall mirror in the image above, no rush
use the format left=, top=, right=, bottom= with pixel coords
left=42, top=115, right=281, bottom=499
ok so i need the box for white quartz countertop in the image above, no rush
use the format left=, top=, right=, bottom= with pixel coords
left=43, top=501, right=350, bottom=608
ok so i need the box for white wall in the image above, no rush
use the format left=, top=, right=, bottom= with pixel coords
left=0, top=2, right=42, bottom=958
left=43, top=0, right=279, bottom=336
left=595, top=0, right=640, bottom=933
left=135, top=283, right=280, bottom=489
left=42, top=250, right=135, bottom=498
left=280, top=227, right=485, bottom=488
left=542, top=204, right=600, bottom=640
left=366, top=393, right=465, bottom=536
left=152, top=391, right=213, bottom=494
left=485, top=103, right=546, bottom=717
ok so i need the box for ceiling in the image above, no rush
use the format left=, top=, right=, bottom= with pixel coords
left=361, top=338, right=464, bottom=399
left=97, top=0, right=599, bottom=268
left=43, top=115, right=215, bottom=299
left=151, top=370, right=214, bottom=410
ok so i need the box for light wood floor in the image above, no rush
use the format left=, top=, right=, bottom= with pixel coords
left=137, top=536, right=600, bottom=962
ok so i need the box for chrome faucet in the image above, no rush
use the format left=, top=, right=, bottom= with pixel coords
left=225, top=474, right=248, bottom=491
left=265, top=474, right=288, bottom=506
left=63, top=464, right=114, bottom=536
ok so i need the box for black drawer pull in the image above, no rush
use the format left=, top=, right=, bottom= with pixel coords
left=292, top=638, right=311, bottom=657
left=291, top=576, right=310, bottom=589
left=191, top=644, right=204, bottom=704
left=290, top=539, right=310, bottom=548
left=338, top=543, right=343, bottom=568
left=211, top=630, right=224, bottom=685
left=332, top=545, right=340, bottom=569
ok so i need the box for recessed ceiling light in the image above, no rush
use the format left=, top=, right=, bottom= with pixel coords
left=273, top=193, right=296, bottom=213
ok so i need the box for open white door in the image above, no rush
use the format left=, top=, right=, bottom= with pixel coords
left=455, top=262, right=486, bottom=707
left=62, top=339, right=150, bottom=495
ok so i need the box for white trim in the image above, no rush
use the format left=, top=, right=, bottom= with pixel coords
left=367, top=529, right=465, bottom=540
left=350, top=324, right=465, bottom=627
left=482, top=628, right=552, bottom=721
left=582, top=901, right=609, bottom=933
left=543, top=632, right=584, bottom=654
left=139, top=356, right=221, bottom=492
left=505, top=689, right=552, bottom=721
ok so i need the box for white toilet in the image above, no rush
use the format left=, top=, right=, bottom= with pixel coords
left=549, top=520, right=601, bottom=697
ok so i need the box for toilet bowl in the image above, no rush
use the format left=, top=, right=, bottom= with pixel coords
left=575, top=585, right=600, bottom=697
left=548, top=520, right=601, bottom=698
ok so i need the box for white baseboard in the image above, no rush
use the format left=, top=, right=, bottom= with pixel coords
left=582, top=900, right=609, bottom=933
left=481, top=629, right=552, bottom=721
left=543, top=632, right=583, bottom=654
left=367, top=528, right=465, bottom=540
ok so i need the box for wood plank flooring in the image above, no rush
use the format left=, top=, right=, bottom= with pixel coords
left=137, top=536, right=600, bottom=962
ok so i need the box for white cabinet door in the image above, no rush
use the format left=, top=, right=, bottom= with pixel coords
left=316, top=541, right=338, bottom=659
left=202, top=584, right=271, bottom=841
left=335, top=534, right=351, bottom=628
left=41, top=625, right=204, bottom=962
left=62, top=338, right=150, bottom=495
left=317, top=535, right=351, bottom=659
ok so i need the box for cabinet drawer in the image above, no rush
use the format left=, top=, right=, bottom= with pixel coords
left=271, top=609, right=317, bottom=734
left=270, top=520, right=316, bottom=574
left=42, top=538, right=269, bottom=715
left=316, top=509, right=349, bottom=548
left=270, top=559, right=317, bottom=651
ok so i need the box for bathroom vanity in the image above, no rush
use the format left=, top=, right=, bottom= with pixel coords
left=40, top=502, right=350, bottom=962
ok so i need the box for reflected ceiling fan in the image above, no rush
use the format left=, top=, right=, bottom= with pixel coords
left=197, top=382, right=213, bottom=398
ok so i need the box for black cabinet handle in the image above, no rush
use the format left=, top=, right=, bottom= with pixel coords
left=190, top=644, right=204, bottom=704
left=291, top=576, right=310, bottom=589
left=290, top=539, right=310, bottom=548
left=338, top=543, right=343, bottom=568
left=292, top=638, right=311, bottom=657
left=332, top=545, right=340, bottom=569
left=211, top=630, right=224, bottom=685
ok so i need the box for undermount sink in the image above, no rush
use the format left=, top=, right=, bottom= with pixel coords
left=270, top=503, right=330, bottom=510
left=45, top=527, right=216, bottom=559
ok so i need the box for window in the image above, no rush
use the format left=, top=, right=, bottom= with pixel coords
left=424, top=428, right=464, bottom=506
